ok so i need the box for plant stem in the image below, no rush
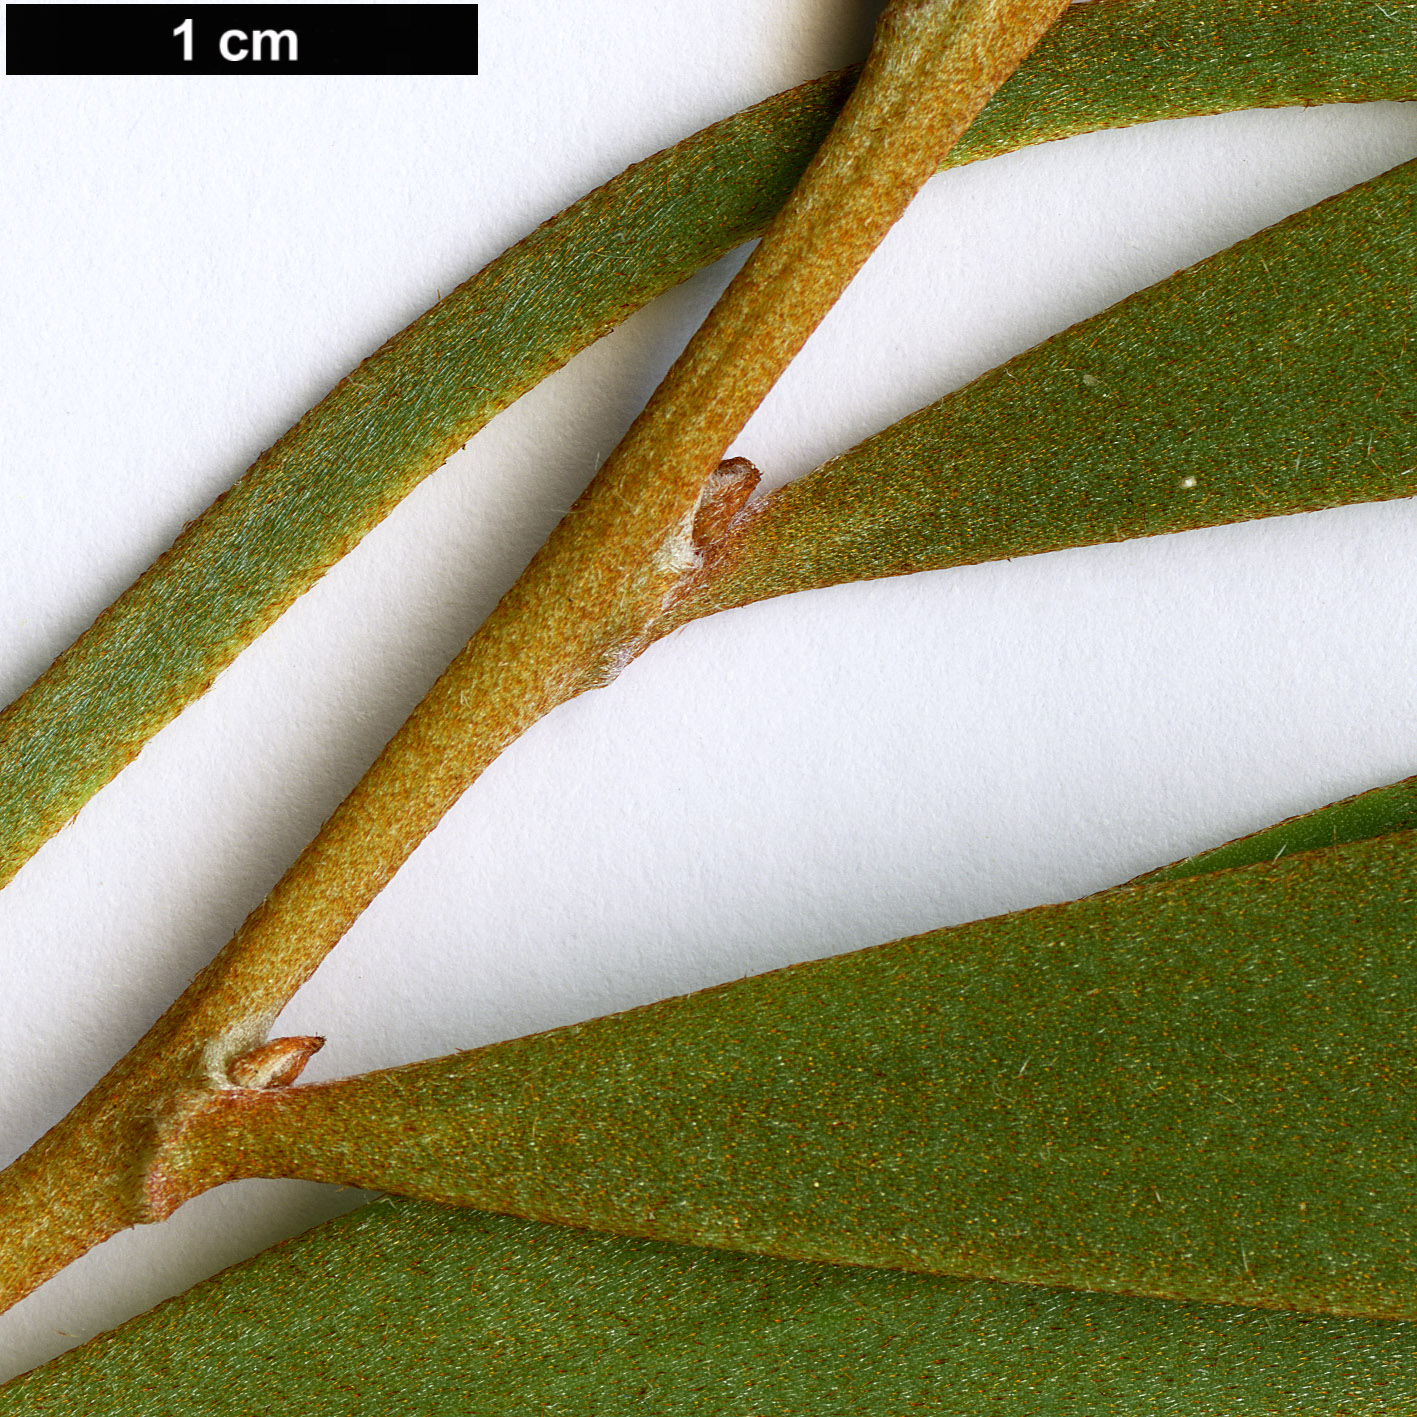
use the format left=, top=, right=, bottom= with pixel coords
left=0, top=1115, right=133, bottom=1316
left=0, top=1034, right=322, bottom=1313
left=167, top=0, right=1070, bottom=1042
left=174, top=0, right=1067, bottom=1035
left=162, top=829, right=1417, bottom=1321
left=657, top=157, right=1417, bottom=633
left=4, top=0, right=1408, bottom=891
left=0, top=0, right=1069, bottom=1314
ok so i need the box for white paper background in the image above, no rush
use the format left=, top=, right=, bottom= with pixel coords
left=2, top=0, right=1416, bottom=1380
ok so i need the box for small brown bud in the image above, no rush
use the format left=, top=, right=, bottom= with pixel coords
left=692, top=457, right=761, bottom=550
left=228, top=1035, right=325, bottom=1089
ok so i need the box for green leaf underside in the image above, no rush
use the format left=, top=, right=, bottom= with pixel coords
left=674, top=151, right=1417, bottom=624
left=177, top=828, right=1417, bottom=1321
left=2, top=0, right=1413, bottom=889
left=6, top=1200, right=1415, bottom=1414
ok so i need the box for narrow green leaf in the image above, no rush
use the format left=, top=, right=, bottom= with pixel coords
left=672, top=153, right=1417, bottom=627
left=173, top=829, right=1417, bottom=1320
left=6, top=1197, right=1416, bottom=1414
left=2, top=0, right=1412, bottom=888
left=1126, top=774, right=1417, bottom=887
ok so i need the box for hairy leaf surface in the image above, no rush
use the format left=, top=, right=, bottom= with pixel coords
left=173, top=829, right=1417, bottom=1320
left=4, top=1198, right=1415, bottom=1413
left=2, top=0, right=1412, bottom=887
left=673, top=154, right=1417, bottom=624
left=1128, top=775, right=1417, bottom=886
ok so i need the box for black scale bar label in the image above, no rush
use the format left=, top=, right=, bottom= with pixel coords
left=6, top=4, right=477, bottom=76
